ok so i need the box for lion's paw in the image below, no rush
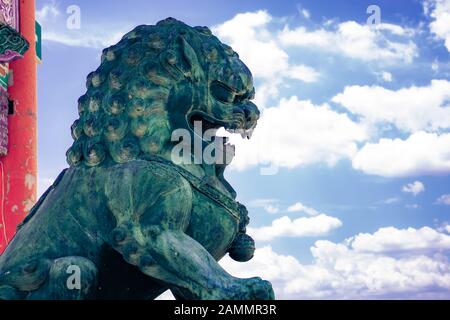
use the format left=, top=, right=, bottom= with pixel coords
left=233, top=277, right=275, bottom=300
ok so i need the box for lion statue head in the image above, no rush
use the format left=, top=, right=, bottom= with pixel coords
left=66, top=18, right=259, bottom=195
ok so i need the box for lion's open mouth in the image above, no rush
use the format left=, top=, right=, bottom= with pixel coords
left=186, top=111, right=256, bottom=168
left=187, top=111, right=255, bottom=143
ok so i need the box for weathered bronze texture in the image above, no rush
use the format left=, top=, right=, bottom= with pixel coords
left=0, top=18, right=273, bottom=300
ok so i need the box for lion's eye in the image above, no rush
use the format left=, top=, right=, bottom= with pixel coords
left=234, top=87, right=255, bottom=104
left=210, top=81, right=236, bottom=104
left=248, top=87, right=255, bottom=100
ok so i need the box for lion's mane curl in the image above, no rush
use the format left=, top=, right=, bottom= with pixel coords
left=66, top=17, right=237, bottom=167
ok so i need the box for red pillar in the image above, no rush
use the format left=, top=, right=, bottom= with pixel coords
left=0, top=0, right=37, bottom=253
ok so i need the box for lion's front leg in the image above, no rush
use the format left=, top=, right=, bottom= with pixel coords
left=110, top=226, right=273, bottom=300
left=104, top=163, right=274, bottom=300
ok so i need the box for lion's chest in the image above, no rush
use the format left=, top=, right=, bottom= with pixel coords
left=186, top=190, right=239, bottom=260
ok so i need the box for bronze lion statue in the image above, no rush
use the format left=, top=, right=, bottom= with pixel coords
left=0, top=18, right=274, bottom=300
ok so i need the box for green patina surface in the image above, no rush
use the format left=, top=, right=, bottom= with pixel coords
left=0, top=18, right=274, bottom=300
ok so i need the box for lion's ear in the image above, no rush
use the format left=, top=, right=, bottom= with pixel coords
left=179, top=35, right=203, bottom=81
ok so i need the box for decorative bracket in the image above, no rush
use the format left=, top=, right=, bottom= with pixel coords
left=0, top=23, right=29, bottom=63
left=0, top=21, right=28, bottom=156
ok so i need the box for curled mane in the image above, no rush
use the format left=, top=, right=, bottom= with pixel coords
left=66, top=18, right=236, bottom=167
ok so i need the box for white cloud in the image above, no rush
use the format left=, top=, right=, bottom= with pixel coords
left=382, top=71, right=393, bottom=82
left=406, top=204, right=420, bottom=209
left=263, top=205, right=279, bottom=214
left=214, top=10, right=448, bottom=179
left=228, top=96, right=368, bottom=171
left=286, top=202, right=321, bottom=216
left=349, top=226, right=450, bottom=253
left=212, top=10, right=319, bottom=82
left=287, top=64, right=321, bottom=83
left=36, top=2, right=60, bottom=22
left=425, top=0, right=450, bottom=52
left=436, top=194, right=450, bottom=205
left=213, top=10, right=284, bottom=80
left=375, top=23, right=415, bottom=36
left=402, top=181, right=425, bottom=196
left=36, top=2, right=129, bottom=49
left=279, top=21, right=417, bottom=64
left=249, top=200, right=327, bottom=216
left=43, top=30, right=127, bottom=49
left=301, top=9, right=311, bottom=19
left=221, top=226, right=450, bottom=299
left=212, top=10, right=320, bottom=107
left=247, top=198, right=280, bottom=214
left=332, top=80, right=450, bottom=133
left=247, top=214, right=342, bottom=241
left=375, top=71, right=393, bottom=82
left=352, top=131, right=450, bottom=177
left=296, top=4, right=311, bottom=20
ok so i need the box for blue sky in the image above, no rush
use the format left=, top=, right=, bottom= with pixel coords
left=35, top=0, right=450, bottom=299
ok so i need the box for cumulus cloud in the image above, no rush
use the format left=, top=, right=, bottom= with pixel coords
left=332, top=80, right=450, bottom=133
left=221, top=226, right=450, bottom=299
left=212, top=10, right=320, bottom=107
left=286, top=202, right=322, bottom=216
left=352, top=131, right=450, bottom=177
left=287, top=64, right=321, bottom=83
left=436, top=194, right=450, bottom=205
left=333, top=81, right=450, bottom=177
left=214, top=11, right=450, bottom=177
left=213, top=10, right=285, bottom=80
left=402, top=181, right=425, bottom=196
left=279, top=21, right=417, bottom=64
left=227, top=96, right=367, bottom=171
left=425, top=0, right=450, bottom=52
left=349, top=226, right=450, bottom=253
left=247, top=214, right=342, bottom=241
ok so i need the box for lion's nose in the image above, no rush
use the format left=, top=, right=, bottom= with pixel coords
left=242, top=101, right=260, bottom=124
